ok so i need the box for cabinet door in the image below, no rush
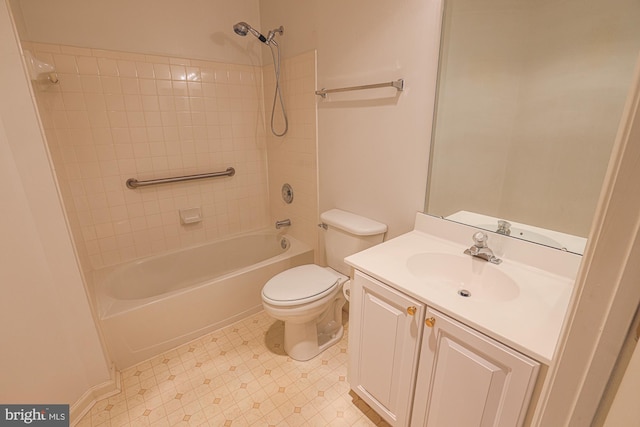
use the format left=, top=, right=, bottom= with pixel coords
left=412, top=308, right=540, bottom=427
left=349, top=271, right=425, bottom=426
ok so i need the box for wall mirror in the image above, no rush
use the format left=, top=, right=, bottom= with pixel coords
left=425, top=0, right=640, bottom=254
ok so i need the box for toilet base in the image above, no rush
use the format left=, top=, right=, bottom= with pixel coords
left=284, top=322, right=344, bottom=361
left=284, top=290, right=346, bottom=361
left=262, top=267, right=347, bottom=361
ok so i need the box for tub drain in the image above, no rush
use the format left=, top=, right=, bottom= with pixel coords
left=458, top=289, right=471, bottom=298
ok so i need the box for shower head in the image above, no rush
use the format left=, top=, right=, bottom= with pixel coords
left=233, top=22, right=267, bottom=44
left=233, top=22, right=284, bottom=46
left=232, top=21, right=250, bottom=36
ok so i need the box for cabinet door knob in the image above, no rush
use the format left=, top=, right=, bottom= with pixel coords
left=425, top=317, right=436, bottom=328
left=407, top=306, right=417, bottom=316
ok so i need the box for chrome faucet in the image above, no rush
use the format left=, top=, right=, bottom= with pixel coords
left=497, top=220, right=511, bottom=236
left=464, top=231, right=502, bottom=264
left=275, top=218, right=291, bottom=229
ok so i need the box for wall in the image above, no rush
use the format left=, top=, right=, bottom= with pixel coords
left=534, top=52, right=640, bottom=426
left=603, top=338, right=640, bottom=426
left=9, top=0, right=263, bottom=65
left=265, top=50, right=320, bottom=258
left=24, top=42, right=271, bottom=271
left=428, top=0, right=640, bottom=237
left=261, top=0, right=441, bottom=239
left=0, top=0, right=111, bottom=403
left=594, top=307, right=640, bottom=425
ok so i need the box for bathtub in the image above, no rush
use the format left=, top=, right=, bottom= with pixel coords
left=92, top=230, right=313, bottom=369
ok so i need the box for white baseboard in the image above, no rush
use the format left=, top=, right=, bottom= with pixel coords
left=70, top=365, right=121, bottom=426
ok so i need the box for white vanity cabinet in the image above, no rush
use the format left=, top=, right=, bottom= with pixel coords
left=348, top=271, right=425, bottom=426
left=411, top=308, right=540, bottom=427
left=349, top=270, right=540, bottom=427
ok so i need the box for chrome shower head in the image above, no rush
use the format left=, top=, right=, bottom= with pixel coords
left=233, top=21, right=267, bottom=44
left=233, top=22, right=249, bottom=37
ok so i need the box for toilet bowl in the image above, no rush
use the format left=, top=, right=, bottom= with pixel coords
left=261, top=209, right=387, bottom=361
left=262, top=264, right=347, bottom=361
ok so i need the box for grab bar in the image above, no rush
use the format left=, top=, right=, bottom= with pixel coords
left=315, top=79, right=404, bottom=98
left=126, top=167, right=235, bottom=189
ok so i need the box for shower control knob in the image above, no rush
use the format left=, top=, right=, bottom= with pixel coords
left=281, top=183, right=294, bottom=204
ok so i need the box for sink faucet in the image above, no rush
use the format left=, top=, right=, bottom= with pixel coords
left=464, top=231, right=502, bottom=264
left=497, top=220, right=511, bottom=236
left=275, top=218, right=291, bottom=229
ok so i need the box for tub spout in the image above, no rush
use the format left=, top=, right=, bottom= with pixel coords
left=275, top=219, right=291, bottom=229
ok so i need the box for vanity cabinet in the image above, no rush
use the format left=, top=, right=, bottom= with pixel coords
left=411, top=308, right=540, bottom=427
left=349, top=271, right=540, bottom=427
left=348, top=271, right=425, bottom=426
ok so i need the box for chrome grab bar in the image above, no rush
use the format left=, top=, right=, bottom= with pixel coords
left=126, top=167, right=235, bottom=189
left=315, top=79, right=404, bottom=98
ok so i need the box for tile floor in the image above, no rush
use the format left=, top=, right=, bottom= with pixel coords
left=78, top=311, right=390, bottom=426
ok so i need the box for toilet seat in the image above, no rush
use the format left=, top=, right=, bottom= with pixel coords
left=262, top=265, right=341, bottom=306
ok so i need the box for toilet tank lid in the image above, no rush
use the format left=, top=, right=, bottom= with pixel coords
left=320, top=209, right=387, bottom=236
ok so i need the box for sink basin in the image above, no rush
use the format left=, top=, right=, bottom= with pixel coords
left=406, top=253, right=519, bottom=301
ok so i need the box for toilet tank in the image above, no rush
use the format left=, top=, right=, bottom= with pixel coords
left=320, top=209, right=387, bottom=277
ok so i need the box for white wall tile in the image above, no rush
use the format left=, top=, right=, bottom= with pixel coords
left=30, top=43, right=273, bottom=271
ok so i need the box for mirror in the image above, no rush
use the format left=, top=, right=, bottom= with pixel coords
left=425, top=0, right=640, bottom=254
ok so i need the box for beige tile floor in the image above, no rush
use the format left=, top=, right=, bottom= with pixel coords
left=78, top=311, right=390, bottom=427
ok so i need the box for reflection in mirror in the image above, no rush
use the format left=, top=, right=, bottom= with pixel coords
left=425, top=0, right=640, bottom=254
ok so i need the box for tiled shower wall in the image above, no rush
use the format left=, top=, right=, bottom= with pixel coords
left=264, top=50, right=320, bottom=261
left=24, top=42, right=271, bottom=271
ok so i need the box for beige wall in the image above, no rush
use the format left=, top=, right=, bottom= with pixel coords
left=9, top=0, right=263, bottom=65
left=603, top=339, right=640, bottom=426
left=0, top=0, right=111, bottom=403
left=534, top=52, right=640, bottom=426
left=25, top=42, right=271, bottom=271
left=265, top=50, right=320, bottom=259
left=428, top=0, right=640, bottom=237
left=261, top=0, right=441, bottom=239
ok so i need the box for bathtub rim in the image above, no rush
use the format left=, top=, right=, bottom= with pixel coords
left=91, top=229, right=310, bottom=320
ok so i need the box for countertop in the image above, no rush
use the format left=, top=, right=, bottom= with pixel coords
left=345, top=216, right=580, bottom=364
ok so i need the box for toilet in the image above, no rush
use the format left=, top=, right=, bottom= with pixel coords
left=262, top=209, right=387, bottom=361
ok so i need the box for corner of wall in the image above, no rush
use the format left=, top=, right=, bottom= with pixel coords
left=70, top=364, right=121, bottom=426
left=265, top=49, right=320, bottom=260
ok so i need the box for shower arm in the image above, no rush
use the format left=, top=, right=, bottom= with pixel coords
left=266, top=26, right=284, bottom=46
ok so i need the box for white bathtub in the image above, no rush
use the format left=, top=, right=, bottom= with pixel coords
left=92, top=230, right=313, bottom=369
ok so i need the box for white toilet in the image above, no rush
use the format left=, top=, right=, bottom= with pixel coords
left=262, top=209, right=387, bottom=361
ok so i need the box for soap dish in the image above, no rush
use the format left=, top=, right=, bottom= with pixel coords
left=179, top=207, right=202, bottom=224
